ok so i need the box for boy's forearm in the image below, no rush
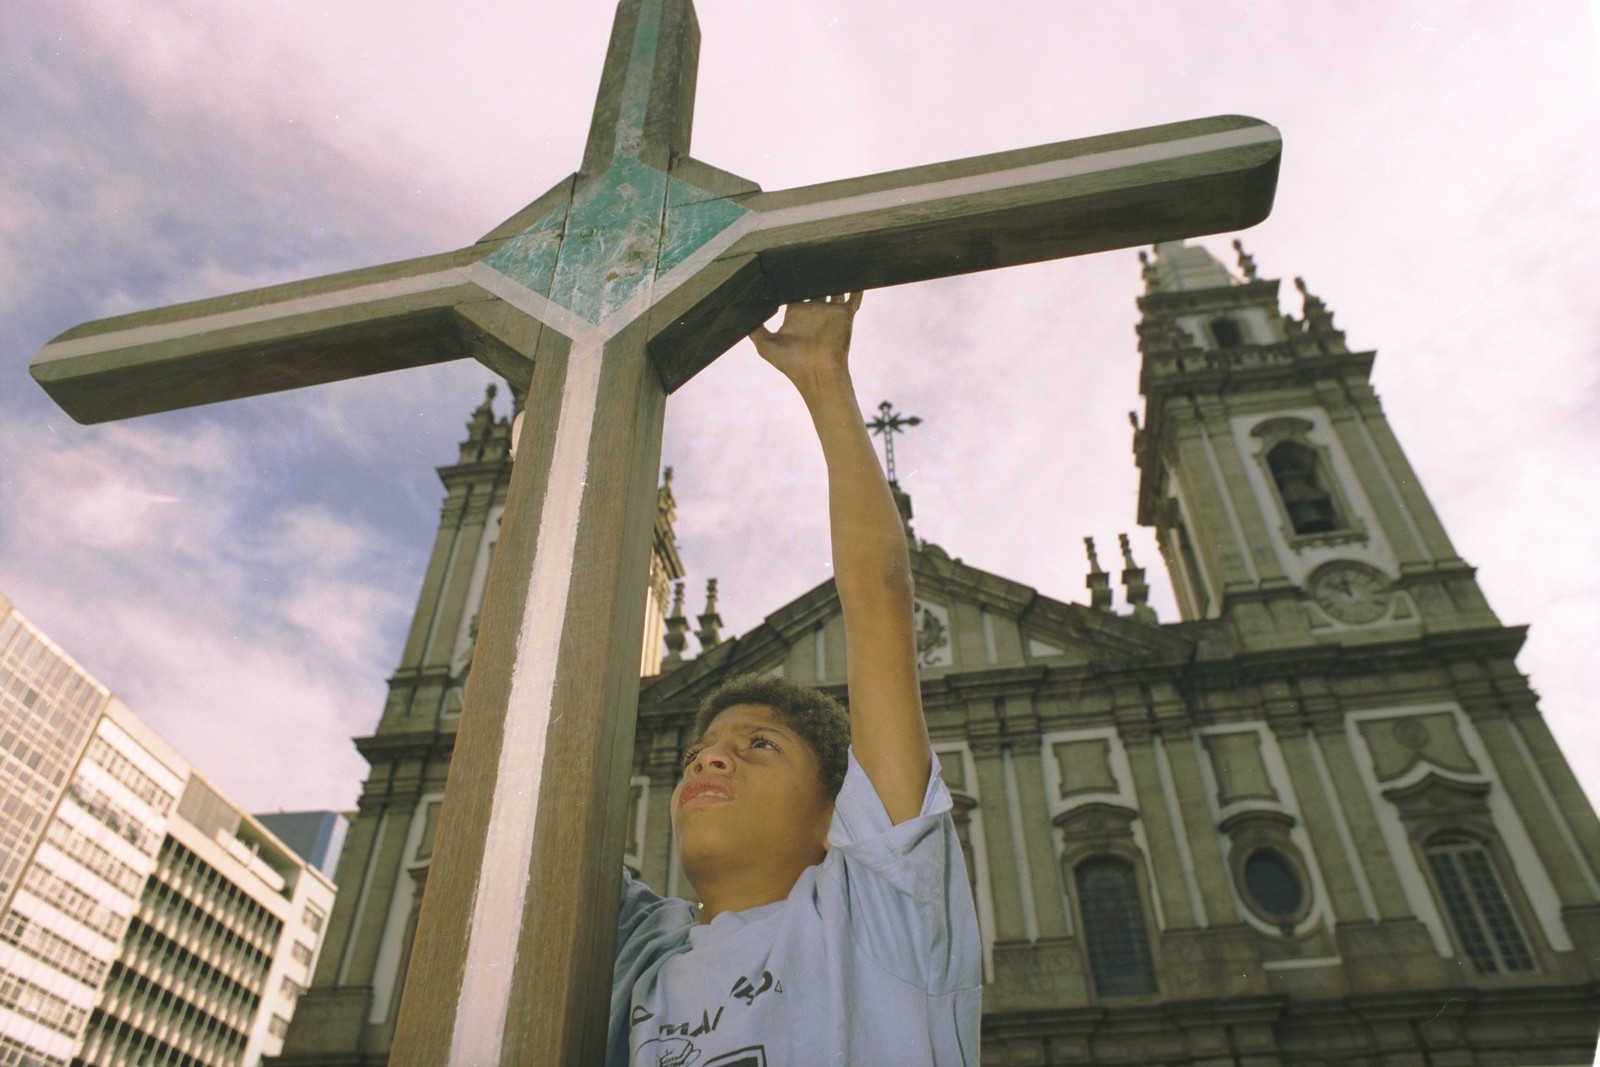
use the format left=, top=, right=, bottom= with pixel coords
left=797, top=371, right=912, bottom=589
left=795, top=371, right=932, bottom=820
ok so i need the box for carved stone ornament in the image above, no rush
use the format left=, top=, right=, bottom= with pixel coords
left=913, top=598, right=953, bottom=667
left=1308, top=560, right=1392, bottom=624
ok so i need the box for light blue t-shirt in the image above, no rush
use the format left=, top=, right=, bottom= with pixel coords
left=609, top=750, right=981, bottom=1067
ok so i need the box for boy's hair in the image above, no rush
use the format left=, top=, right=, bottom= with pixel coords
left=693, top=674, right=851, bottom=799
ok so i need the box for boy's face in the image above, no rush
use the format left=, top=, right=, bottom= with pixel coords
left=672, top=703, right=834, bottom=884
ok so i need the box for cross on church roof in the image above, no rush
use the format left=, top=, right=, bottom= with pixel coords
left=868, top=400, right=922, bottom=486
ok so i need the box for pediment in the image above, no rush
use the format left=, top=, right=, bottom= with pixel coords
left=641, top=546, right=1193, bottom=715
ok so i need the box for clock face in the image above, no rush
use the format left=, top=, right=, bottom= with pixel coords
left=1310, top=563, right=1391, bottom=624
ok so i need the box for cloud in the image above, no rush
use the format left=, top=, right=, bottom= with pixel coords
left=4, top=0, right=1598, bottom=823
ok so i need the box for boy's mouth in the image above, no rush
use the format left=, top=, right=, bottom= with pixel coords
left=678, top=779, right=734, bottom=807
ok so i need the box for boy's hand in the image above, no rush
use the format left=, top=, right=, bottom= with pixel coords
left=749, top=293, right=862, bottom=394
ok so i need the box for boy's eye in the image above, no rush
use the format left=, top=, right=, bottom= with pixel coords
left=681, top=746, right=702, bottom=769
left=750, top=736, right=777, bottom=752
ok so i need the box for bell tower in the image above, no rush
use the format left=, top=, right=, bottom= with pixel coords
left=1131, top=240, right=1498, bottom=644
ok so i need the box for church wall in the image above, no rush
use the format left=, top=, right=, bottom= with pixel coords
left=1275, top=728, right=1373, bottom=925
left=1351, top=389, right=1465, bottom=565
left=1512, top=713, right=1600, bottom=888
left=1320, top=381, right=1435, bottom=572
left=1197, top=402, right=1292, bottom=591
left=821, top=613, right=848, bottom=684
left=421, top=488, right=493, bottom=670
left=311, top=802, right=380, bottom=990
left=1476, top=714, right=1600, bottom=909
left=1010, top=743, right=1071, bottom=941
left=346, top=768, right=431, bottom=989
left=971, top=745, right=1028, bottom=943
left=395, top=487, right=467, bottom=672
left=364, top=791, right=440, bottom=1029
left=1121, top=738, right=1196, bottom=929
left=446, top=503, right=503, bottom=679
left=1175, top=411, right=1262, bottom=596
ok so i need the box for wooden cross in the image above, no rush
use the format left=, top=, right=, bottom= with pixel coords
left=30, top=1, right=1279, bottom=1061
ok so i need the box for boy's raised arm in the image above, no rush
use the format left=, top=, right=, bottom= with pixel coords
left=751, top=294, right=931, bottom=825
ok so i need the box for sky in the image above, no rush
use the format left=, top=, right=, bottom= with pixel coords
left=2, top=1, right=1597, bottom=818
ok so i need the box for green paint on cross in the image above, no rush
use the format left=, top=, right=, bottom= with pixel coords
left=482, top=0, right=746, bottom=327
left=484, top=158, right=747, bottom=327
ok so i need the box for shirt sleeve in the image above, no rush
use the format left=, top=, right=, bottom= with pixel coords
left=818, top=748, right=980, bottom=996
left=616, top=868, right=665, bottom=948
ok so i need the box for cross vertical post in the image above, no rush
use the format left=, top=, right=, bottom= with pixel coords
left=27, top=1, right=1281, bottom=1061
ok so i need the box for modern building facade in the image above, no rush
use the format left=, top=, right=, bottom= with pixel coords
left=280, top=244, right=1600, bottom=1066
left=0, top=595, right=336, bottom=1067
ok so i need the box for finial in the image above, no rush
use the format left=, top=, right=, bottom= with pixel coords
left=1293, top=277, right=1342, bottom=346
left=657, top=466, right=678, bottom=525
left=1118, top=533, right=1159, bottom=625
left=696, top=579, right=723, bottom=651
left=467, top=382, right=497, bottom=437
left=1139, top=248, right=1159, bottom=292
left=866, top=401, right=922, bottom=486
left=663, top=581, right=689, bottom=664
left=1128, top=411, right=1140, bottom=431
left=1232, top=239, right=1258, bottom=281
left=1084, top=537, right=1114, bottom=612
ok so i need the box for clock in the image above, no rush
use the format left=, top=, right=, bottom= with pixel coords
left=1309, top=562, right=1391, bottom=624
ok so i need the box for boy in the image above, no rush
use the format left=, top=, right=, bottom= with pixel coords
left=609, top=294, right=981, bottom=1066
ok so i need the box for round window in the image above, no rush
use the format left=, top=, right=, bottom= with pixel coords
left=1244, top=851, right=1302, bottom=918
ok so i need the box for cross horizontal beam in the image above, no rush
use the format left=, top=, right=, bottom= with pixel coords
left=30, top=116, right=1276, bottom=423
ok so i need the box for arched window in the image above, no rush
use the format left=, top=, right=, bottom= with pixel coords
left=1209, top=316, right=1244, bottom=348
left=1266, top=441, right=1342, bottom=534
left=1424, top=833, right=1534, bottom=973
left=1075, top=859, right=1156, bottom=996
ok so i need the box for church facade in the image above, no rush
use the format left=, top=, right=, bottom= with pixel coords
left=278, top=243, right=1600, bottom=1066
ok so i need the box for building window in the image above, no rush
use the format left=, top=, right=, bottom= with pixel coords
left=268, top=1014, right=290, bottom=1038
left=1209, top=316, right=1245, bottom=348
left=1266, top=440, right=1343, bottom=534
left=1425, top=832, right=1534, bottom=974
left=290, top=940, right=314, bottom=966
left=1075, top=859, right=1156, bottom=996
left=303, top=904, right=325, bottom=933
left=1243, top=850, right=1302, bottom=918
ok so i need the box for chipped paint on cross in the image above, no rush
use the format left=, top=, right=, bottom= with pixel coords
left=483, top=0, right=748, bottom=330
